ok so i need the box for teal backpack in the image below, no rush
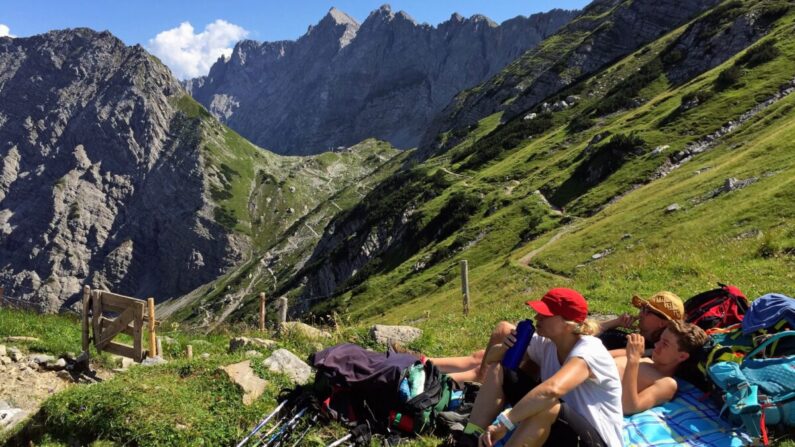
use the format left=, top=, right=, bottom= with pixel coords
left=708, top=331, right=795, bottom=445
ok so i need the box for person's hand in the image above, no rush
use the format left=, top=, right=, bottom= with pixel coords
left=479, top=423, right=508, bottom=447
left=503, top=329, right=517, bottom=349
left=616, top=313, right=637, bottom=328
left=626, top=333, right=645, bottom=364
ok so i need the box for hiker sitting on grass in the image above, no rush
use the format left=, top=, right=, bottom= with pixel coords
left=598, top=291, right=685, bottom=356
left=614, top=320, right=708, bottom=415
left=458, top=288, right=623, bottom=447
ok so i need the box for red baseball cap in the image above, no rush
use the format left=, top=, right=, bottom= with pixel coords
left=526, top=288, right=588, bottom=323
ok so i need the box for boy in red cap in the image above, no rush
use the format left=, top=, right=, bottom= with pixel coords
left=457, top=288, right=623, bottom=447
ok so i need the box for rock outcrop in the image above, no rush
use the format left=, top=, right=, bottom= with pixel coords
left=186, top=5, right=577, bottom=155
left=0, top=29, right=244, bottom=310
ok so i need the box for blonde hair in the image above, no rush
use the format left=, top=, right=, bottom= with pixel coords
left=568, top=318, right=600, bottom=336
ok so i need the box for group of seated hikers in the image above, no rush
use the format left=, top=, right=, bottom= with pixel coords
left=426, top=287, right=708, bottom=447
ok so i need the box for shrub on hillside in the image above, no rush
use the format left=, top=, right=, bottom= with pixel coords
left=567, top=114, right=594, bottom=134
left=457, top=113, right=554, bottom=170
left=714, top=66, right=743, bottom=90
left=757, top=2, right=791, bottom=27
left=590, top=59, right=663, bottom=116
left=214, top=206, right=238, bottom=230
left=549, top=132, right=646, bottom=208
left=737, top=40, right=780, bottom=68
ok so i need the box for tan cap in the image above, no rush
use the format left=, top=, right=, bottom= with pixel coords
left=632, top=291, right=684, bottom=321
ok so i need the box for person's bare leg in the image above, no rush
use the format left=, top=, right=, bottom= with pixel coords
left=478, top=321, right=515, bottom=380
left=431, top=350, right=485, bottom=382
left=468, top=360, right=507, bottom=429
left=504, top=402, right=561, bottom=447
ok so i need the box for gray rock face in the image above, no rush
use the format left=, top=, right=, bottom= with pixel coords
left=0, top=29, right=244, bottom=310
left=370, top=325, right=422, bottom=345
left=417, top=0, right=722, bottom=158
left=220, top=360, right=267, bottom=405
left=186, top=6, right=576, bottom=155
left=262, top=349, right=312, bottom=385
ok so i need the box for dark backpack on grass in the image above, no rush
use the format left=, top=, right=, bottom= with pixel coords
left=310, top=343, right=454, bottom=436
left=685, top=283, right=749, bottom=330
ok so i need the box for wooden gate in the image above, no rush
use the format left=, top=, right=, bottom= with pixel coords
left=81, top=286, right=154, bottom=362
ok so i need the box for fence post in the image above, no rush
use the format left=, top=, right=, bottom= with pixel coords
left=81, top=285, right=91, bottom=355
left=460, top=260, right=470, bottom=316
left=186, top=345, right=193, bottom=360
left=259, top=292, right=266, bottom=332
left=156, top=336, right=163, bottom=359
left=0, top=286, right=4, bottom=307
left=147, top=297, right=157, bottom=358
left=278, top=297, right=288, bottom=332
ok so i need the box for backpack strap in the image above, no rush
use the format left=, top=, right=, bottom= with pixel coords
left=743, top=330, right=795, bottom=361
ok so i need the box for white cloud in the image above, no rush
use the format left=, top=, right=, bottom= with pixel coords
left=147, top=19, right=248, bottom=80
left=0, top=24, right=14, bottom=38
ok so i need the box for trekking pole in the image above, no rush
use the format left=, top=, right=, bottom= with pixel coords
left=289, top=415, right=318, bottom=447
left=326, top=433, right=352, bottom=447
left=236, top=399, right=288, bottom=447
left=264, top=406, right=307, bottom=447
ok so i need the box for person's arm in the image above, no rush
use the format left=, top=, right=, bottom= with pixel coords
left=481, top=357, right=591, bottom=446
left=621, top=334, right=678, bottom=415
left=598, top=313, right=636, bottom=334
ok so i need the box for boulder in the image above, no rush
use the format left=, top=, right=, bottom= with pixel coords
left=665, top=203, right=681, bottom=213
left=280, top=322, right=331, bottom=339
left=245, top=350, right=263, bottom=358
left=0, top=407, right=26, bottom=430
left=370, top=325, right=422, bottom=345
left=30, top=354, right=56, bottom=365
left=229, top=337, right=277, bottom=352
left=141, top=356, right=168, bottom=366
left=229, top=337, right=251, bottom=352
left=250, top=338, right=277, bottom=349
left=8, top=348, right=22, bottom=362
left=5, top=336, right=40, bottom=343
left=56, top=370, right=74, bottom=382
left=46, top=358, right=68, bottom=371
left=262, top=349, right=312, bottom=385
left=0, top=356, right=11, bottom=365
left=220, top=360, right=267, bottom=406
left=0, top=345, right=5, bottom=357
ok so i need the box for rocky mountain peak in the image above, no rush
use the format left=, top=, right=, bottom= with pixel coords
left=188, top=6, right=578, bottom=155
left=325, top=7, right=359, bottom=27
left=304, top=6, right=360, bottom=49
left=0, top=28, right=241, bottom=310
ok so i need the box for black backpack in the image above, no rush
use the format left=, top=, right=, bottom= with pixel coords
left=310, top=343, right=454, bottom=435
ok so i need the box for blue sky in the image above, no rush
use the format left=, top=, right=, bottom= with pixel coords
left=1, top=1, right=590, bottom=79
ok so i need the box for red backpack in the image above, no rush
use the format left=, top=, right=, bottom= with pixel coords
left=685, top=283, right=749, bottom=330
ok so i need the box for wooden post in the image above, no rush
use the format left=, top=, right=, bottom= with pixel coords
left=460, top=260, right=470, bottom=316
left=186, top=345, right=193, bottom=360
left=259, top=292, right=266, bottom=332
left=0, top=286, right=4, bottom=307
left=278, top=297, right=288, bottom=332
left=147, top=297, right=156, bottom=358
left=156, top=336, right=163, bottom=359
left=81, top=285, right=90, bottom=355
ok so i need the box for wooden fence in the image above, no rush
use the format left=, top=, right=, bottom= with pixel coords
left=82, top=286, right=156, bottom=362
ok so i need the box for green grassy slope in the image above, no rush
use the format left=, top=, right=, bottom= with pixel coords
left=316, top=0, right=795, bottom=359
left=157, top=96, right=402, bottom=326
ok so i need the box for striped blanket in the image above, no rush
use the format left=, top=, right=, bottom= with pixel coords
left=494, top=380, right=751, bottom=446
left=623, top=380, right=752, bottom=446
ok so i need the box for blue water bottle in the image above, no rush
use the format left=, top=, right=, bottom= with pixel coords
left=501, top=319, right=535, bottom=370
